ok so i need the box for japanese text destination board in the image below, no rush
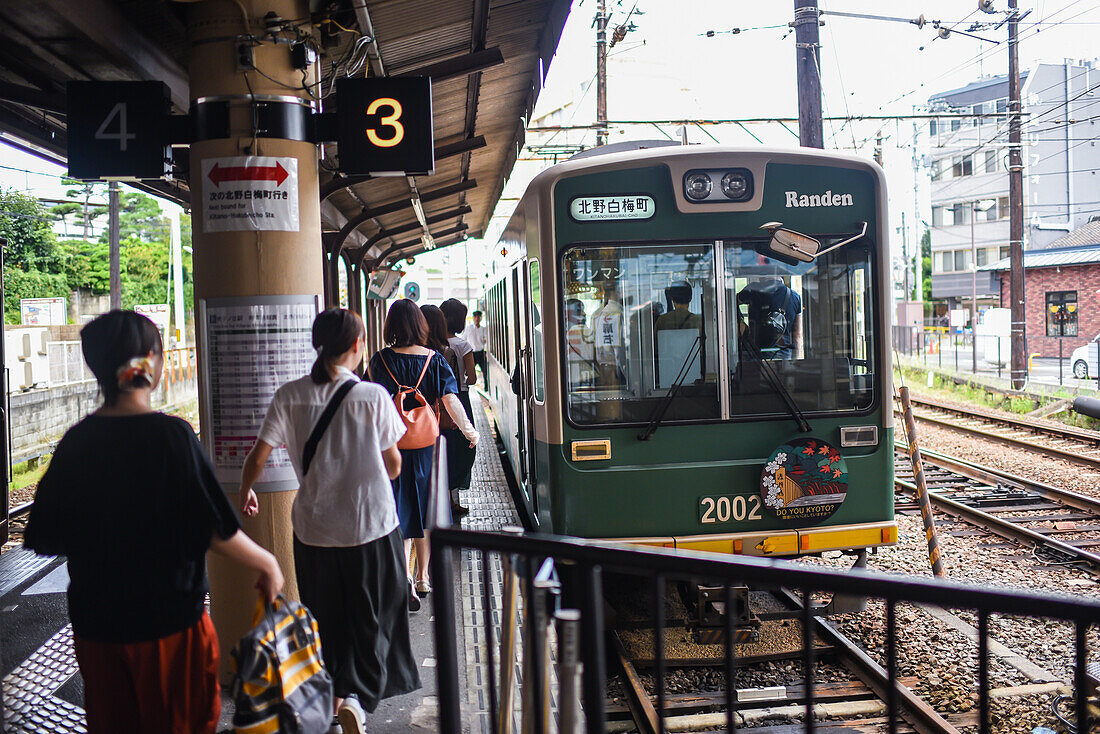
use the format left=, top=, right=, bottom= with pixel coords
left=201, top=156, right=299, bottom=233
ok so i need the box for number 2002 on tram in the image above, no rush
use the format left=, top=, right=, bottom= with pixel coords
left=482, top=144, right=896, bottom=561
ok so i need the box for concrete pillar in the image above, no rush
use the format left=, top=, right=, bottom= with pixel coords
left=185, top=0, right=322, bottom=679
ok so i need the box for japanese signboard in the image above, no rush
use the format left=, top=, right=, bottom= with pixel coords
left=336, top=77, right=434, bottom=175
left=67, top=81, right=171, bottom=180
left=199, top=295, right=318, bottom=491
left=134, top=304, right=170, bottom=331
left=569, top=195, right=655, bottom=222
left=201, top=156, right=299, bottom=233
left=20, top=298, right=66, bottom=326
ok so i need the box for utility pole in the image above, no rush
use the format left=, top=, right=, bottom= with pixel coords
left=595, top=0, right=608, bottom=146
left=108, top=180, right=120, bottom=310
left=1008, top=0, right=1026, bottom=389
left=873, top=131, right=883, bottom=166
left=793, top=0, right=824, bottom=148
left=170, top=210, right=185, bottom=347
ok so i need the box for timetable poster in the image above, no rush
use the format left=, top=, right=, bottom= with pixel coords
left=201, top=296, right=318, bottom=490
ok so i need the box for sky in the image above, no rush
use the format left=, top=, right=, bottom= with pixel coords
left=460, top=0, right=1100, bottom=287
left=1, top=0, right=1099, bottom=290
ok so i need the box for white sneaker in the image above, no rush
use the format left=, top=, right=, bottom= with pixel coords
left=338, top=694, right=366, bottom=734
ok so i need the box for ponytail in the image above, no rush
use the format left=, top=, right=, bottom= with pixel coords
left=310, top=308, right=366, bottom=384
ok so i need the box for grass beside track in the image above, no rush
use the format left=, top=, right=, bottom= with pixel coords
left=894, top=363, right=1100, bottom=432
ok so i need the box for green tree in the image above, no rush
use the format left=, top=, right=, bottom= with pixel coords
left=49, top=178, right=105, bottom=241
left=0, top=190, right=62, bottom=273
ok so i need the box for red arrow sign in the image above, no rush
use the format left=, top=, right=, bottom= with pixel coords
left=207, top=161, right=289, bottom=187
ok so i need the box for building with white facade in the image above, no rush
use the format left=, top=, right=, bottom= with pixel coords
left=927, top=60, right=1100, bottom=308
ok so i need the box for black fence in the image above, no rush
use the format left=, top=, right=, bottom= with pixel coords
left=427, top=438, right=1100, bottom=733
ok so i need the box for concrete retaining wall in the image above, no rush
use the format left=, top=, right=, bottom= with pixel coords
left=8, top=374, right=197, bottom=463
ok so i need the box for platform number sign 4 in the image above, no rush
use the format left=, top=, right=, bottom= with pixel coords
left=336, top=77, right=434, bottom=175
left=66, top=81, right=170, bottom=180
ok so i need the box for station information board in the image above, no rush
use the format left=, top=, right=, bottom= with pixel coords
left=336, top=77, right=434, bottom=175
left=199, top=295, right=319, bottom=491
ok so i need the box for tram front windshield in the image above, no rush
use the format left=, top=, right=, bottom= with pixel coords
left=561, top=241, right=875, bottom=426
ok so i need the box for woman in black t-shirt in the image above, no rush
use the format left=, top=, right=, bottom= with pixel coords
left=24, top=310, right=284, bottom=734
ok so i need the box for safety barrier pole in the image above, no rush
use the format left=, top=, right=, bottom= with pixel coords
left=498, top=526, right=522, bottom=734
left=898, top=385, right=945, bottom=576
left=555, top=609, right=582, bottom=734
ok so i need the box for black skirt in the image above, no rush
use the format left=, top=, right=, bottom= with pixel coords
left=293, top=530, right=421, bottom=709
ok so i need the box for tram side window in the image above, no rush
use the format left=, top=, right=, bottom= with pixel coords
left=530, top=259, right=544, bottom=403
left=561, top=244, right=719, bottom=425
left=723, top=241, right=875, bottom=415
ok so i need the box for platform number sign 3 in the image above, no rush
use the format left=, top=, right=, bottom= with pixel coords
left=67, top=81, right=171, bottom=180
left=336, top=77, right=434, bottom=175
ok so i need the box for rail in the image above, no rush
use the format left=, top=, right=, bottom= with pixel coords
left=426, top=437, right=1100, bottom=734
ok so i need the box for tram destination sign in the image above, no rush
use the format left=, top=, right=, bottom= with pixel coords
left=66, top=81, right=171, bottom=180
left=336, top=77, right=434, bottom=175
left=570, top=195, right=655, bottom=222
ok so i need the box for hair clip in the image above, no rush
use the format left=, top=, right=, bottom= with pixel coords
left=117, top=356, right=154, bottom=391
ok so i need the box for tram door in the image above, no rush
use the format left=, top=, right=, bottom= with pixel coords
left=512, top=263, right=538, bottom=501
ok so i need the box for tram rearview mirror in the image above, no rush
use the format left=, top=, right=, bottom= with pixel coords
left=760, top=222, right=820, bottom=263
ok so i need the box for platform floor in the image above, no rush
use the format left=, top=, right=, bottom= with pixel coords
left=1, top=394, right=515, bottom=733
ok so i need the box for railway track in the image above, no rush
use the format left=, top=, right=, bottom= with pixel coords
left=607, top=591, right=959, bottom=734
left=894, top=445, right=1100, bottom=574
left=901, top=394, right=1100, bottom=470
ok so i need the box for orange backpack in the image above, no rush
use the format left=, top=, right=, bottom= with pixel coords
left=380, top=352, right=439, bottom=450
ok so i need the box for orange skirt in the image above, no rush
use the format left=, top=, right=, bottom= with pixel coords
left=73, top=612, right=221, bottom=734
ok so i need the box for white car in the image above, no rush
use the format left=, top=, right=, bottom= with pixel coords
left=1071, top=335, right=1100, bottom=379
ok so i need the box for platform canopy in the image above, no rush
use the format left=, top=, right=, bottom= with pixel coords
left=0, top=0, right=571, bottom=263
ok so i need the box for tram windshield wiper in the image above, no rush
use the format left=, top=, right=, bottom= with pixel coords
left=638, top=335, right=702, bottom=441
left=736, top=313, right=811, bottom=433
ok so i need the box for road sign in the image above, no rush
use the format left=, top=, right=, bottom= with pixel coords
left=336, top=77, right=434, bottom=175
left=66, top=81, right=171, bottom=180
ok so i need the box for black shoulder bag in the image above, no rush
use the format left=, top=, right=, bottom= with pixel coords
left=301, top=378, right=358, bottom=476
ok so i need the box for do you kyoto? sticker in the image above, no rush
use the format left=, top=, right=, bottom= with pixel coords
left=761, top=438, right=848, bottom=525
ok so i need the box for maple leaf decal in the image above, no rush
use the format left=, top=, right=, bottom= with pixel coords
left=833, top=468, right=843, bottom=479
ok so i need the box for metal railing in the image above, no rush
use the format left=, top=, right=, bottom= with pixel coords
left=427, top=436, right=1100, bottom=733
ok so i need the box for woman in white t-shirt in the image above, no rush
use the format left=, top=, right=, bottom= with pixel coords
left=237, top=309, right=419, bottom=734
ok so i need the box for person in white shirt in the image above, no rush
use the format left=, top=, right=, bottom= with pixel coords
left=466, top=310, right=488, bottom=390
left=237, top=308, right=418, bottom=733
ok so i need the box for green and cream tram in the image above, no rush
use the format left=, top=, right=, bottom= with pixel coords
left=485, top=145, right=896, bottom=559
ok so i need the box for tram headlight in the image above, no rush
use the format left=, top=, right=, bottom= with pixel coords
left=684, top=173, right=712, bottom=201
left=721, top=171, right=751, bottom=200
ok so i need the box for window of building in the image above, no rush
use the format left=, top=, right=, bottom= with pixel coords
left=951, top=155, right=973, bottom=177
left=930, top=119, right=938, bottom=136
left=939, top=251, right=954, bottom=272
left=954, top=249, right=971, bottom=272
left=985, top=149, right=998, bottom=173
left=1046, top=291, right=1078, bottom=337
left=951, top=202, right=969, bottom=225
left=1000, top=246, right=1010, bottom=260
left=951, top=118, right=961, bottom=131
left=996, top=98, right=1007, bottom=113
left=985, top=202, right=999, bottom=222
left=931, top=159, right=944, bottom=181
left=932, top=206, right=944, bottom=226
left=976, top=247, right=1001, bottom=267
left=998, top=196, right=1009, bottom=219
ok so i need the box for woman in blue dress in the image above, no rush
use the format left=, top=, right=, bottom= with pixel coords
left=367, top=300, right=479, bottom=608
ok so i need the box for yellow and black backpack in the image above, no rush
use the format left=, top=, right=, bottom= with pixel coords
left=230, top=595, right=333, bottom=734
